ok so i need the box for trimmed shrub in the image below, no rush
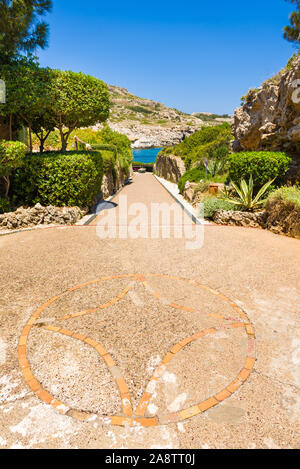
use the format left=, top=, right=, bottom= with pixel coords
left=0, top=197, right=10, bottom=214
left=13, top=151, right=103, bottom=207
left=228, top=151, right=291, bottom=190
left=202, top=196, right=240, bottom=219
left=91, top=144, right=117, bottom=159
left=0, top=140, right=27, bottom=175
left=0, top=140, right=27, bottom=197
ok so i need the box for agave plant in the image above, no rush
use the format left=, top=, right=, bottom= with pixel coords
left=224, top=175, right=275, bottom=211
left=206, top=159, right=227, bottom=177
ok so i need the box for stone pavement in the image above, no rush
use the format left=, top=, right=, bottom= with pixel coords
left=0, top=173, right=299, bottom=448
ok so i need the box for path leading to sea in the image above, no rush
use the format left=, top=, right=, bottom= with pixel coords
left=0, top=173, right=299, bottom=448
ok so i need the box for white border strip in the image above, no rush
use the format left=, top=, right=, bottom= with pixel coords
left=154, top=175, right=210, bottom=225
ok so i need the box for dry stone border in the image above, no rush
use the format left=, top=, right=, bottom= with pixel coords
left=213, top=210, right=266, bottom=228
left=0, top=203, right=86, bottom=230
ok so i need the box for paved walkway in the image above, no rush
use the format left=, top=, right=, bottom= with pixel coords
left=0, top=173, right=299, bottom=448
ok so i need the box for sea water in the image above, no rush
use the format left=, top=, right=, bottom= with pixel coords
left=132, top=147, right=162, bottom=164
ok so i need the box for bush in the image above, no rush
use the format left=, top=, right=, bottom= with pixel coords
left=0, top=140, right=27, bottom=197
left=0, top=197, right=10, bottom=214
left=167, top=123, right=232, bottom=168
left=228, top=151, right=291, bottom=190
left=202, top=196, right=240, bottom=219
left=264, top=186, right=300, bottom=238
left=267, top=185, right=300, bottom=207
left=70, top=126, right=132, bottom=175
left=13, top=151, right=103, bottom=207
left=178, top=167, right=206, bottom=193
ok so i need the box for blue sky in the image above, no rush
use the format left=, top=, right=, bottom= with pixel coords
left=38, top=0, right=296, bottom=115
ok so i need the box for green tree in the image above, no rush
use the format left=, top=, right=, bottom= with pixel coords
left=0, top=0, right=52, bottom=65
left=49, top=70, right=110, bottom=151
left=0, top=140, right=26, bottom=197
left=284, top=0, right=300, bottom=44
left=0, top=60, right=53, bottom=151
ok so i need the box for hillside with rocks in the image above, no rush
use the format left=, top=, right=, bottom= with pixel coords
left=234, top=53, right=300, bottom=182
left=92, top=85, right=232, bottom=148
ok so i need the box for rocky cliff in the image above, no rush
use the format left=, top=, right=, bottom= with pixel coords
left=97, top=85, right=231, bottom=149
left=234, top=54, right=300, bottom=181
left=154, top=153, right=186, bottom=183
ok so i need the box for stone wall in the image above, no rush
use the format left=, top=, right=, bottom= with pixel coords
left=154, top=153, right=186, bottom=183
left=0, top=204, right=86, bottom=231
left=101, top=163, right=132, bottom=199
left=213, top=207, right=300, bottom=239
left=213, top=210, right=266, bottom=228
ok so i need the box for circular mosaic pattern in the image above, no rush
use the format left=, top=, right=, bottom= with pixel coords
left=18, top=274, right=256, bottom=427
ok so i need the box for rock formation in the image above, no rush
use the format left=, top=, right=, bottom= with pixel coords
left=213, top=210, right=266, bottom=228
left=234, top=54, right=300, bottom=181
left=0, top=204, right=85, bottom=230
left=154, top=153, right=186, bottom=183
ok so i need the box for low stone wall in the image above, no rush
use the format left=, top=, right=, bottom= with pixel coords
left=0, top=204, right=86, bottom=231
left=213, top=210, right=266, bottom=228
left=264, top=199, right=300, bottom=239
left=154, top=153, right=186, bottom=183
left=101, top=164, right=132, bottom=199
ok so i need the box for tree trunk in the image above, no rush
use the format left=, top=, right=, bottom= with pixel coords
left=3, top=176, right=10, bottom=198
left=9, top=114, right=12, bottom=140
left=59, top=129, right=71, bottom=151
left=28, top=125, right=33, bottom=153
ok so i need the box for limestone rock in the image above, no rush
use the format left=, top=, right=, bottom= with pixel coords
left=0, top=205, right=86, bottom=231
left=234, top=55, right=300, bottom=181
left=154, top=154, right=186, bottom=183
left=183, top=182, right=199, bottom=203
left=213, top=210, right=266, bottom=228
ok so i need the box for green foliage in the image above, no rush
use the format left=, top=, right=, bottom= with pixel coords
left=0, top=197, right=10, bottom=214
left=284, top=0, right=300, bottom=44
left=206, top=159, right=227, bottom=177
left=132, top=161, right=154, bottom=167
left=90, top=126, right=132, bottom=174
left=225, top=175, right=275, bottom=211
left=0, top=140, right=26, bottom=176
left=267, top=185, right=300, bottom=208
left=49, top=70, right=110, bottom=150
left=227, top=151, right=291, bottom=191
left=178, top=167, right=206, bottom=193
left=13, top=151, right=103, bottom=207
left=163, top=124, right=232, bottom=169
left=194, top=182, right=210, bottom=194
left=0, top=60, right=53, bottom=147
left=193, top=113, right=230, bottom=121
left=202, top=196, right=239, bottom=219
left=0, top=64, right=110, bottom=151
left=126, top=105, right=153, bottom=115
left=0, top=1, right=52, bottom=65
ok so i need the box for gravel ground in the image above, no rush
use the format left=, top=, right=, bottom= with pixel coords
left=0, top=173, right=299, bottom=449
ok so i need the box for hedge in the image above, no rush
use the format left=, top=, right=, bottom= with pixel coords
left=0, top=197, right=10, bottom=214
left=12, top=151, right=103, bottom=208
left=228, top=151, right=291, bottom=190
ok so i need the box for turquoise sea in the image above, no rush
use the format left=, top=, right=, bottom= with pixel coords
left=132, top=147, right=162, bottom=164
